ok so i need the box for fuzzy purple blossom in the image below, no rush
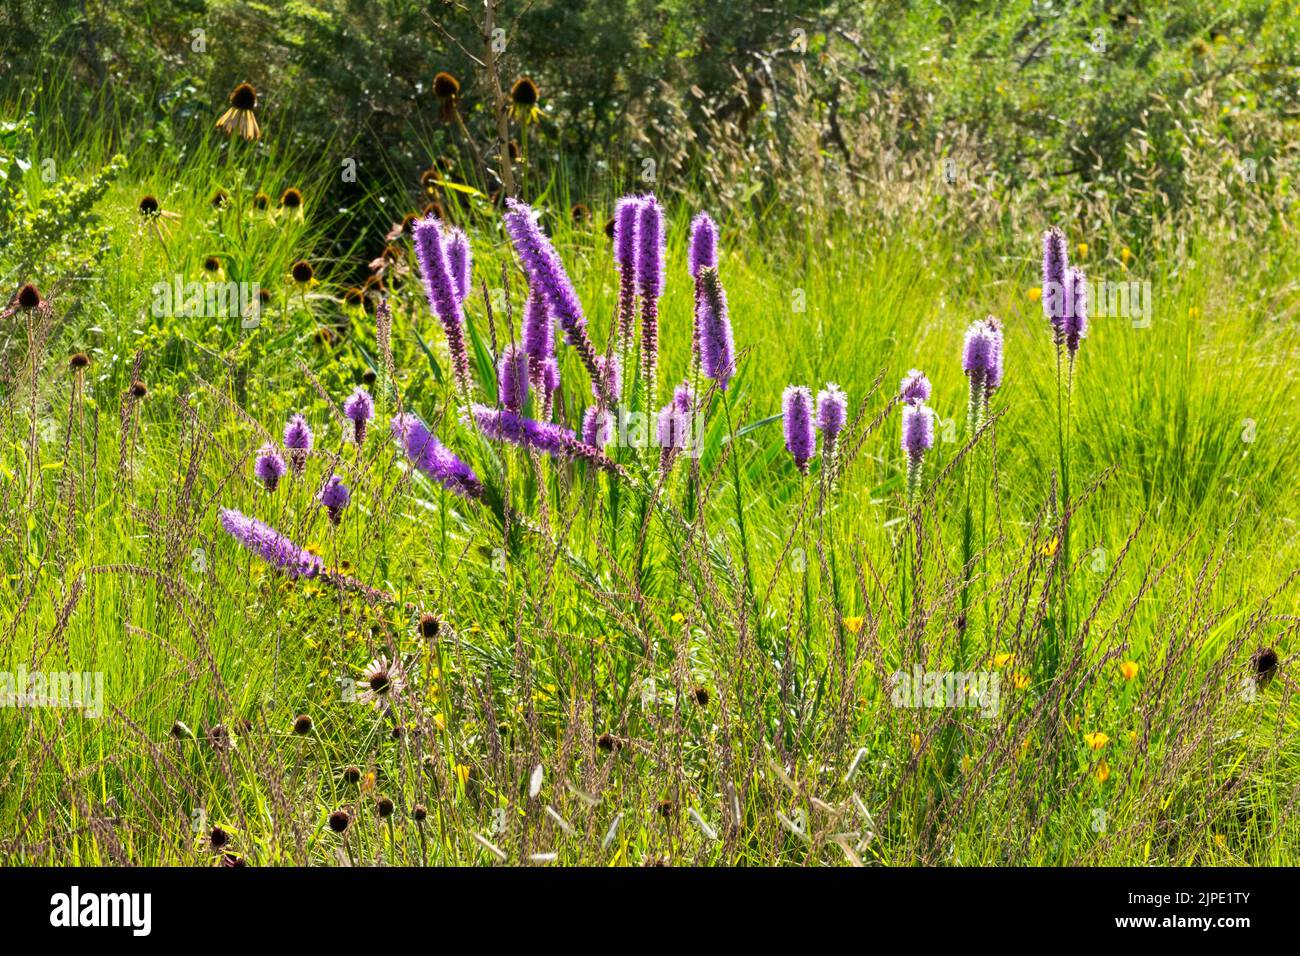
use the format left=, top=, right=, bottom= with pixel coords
left=391, top=413, right=482, bottom=499
left=343, top=386, right=374, bottom=444
left=445, top=227, right=472, bottom=303
left=283, top=413, right=313, bottom=477
left=1063, top=267, right=1088, bottom=358
left=901, top=402, right=935, bottom=503
left=503, top=199, right=613, bottom=404
left=636, top=195, right=665, bottom=412
left=254, top=444, right=286, bottom=491
left=688, top=212, right=718, bottom=279
left=816, top=383, right=848, bottom=458
left=962, top=318, right=1001, bottom=428
left=657, top=401, right=689, bottom=474
left=497, top=343, right=530, bottom=413
left=318, top=475, right=351, bottom=525
left=672, top=382, right=694, bottom=413
left=613, top=196, right=642, bottom=345
left=1042, top=226, right=1070, bottom=341
left=521, top=287, right=553, bottom=364
left=219, top=507, right=322, bottom=578
left=899, top=369, right=931, bottom=404
left=592, top=354, right=621, bottom=402
left=413, top=216, right=473, bottom=395
left=471, top=404, right=625, bottom=476
left=697, top=267, right=735, bottom=390
left=540, top=357, right=561, bottom=417
left=783, top=385, right=816, bottom=475
left=582, top=406, right=615, bottom=449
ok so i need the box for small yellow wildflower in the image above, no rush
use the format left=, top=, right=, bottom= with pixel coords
left=843, top=616, right=864, bottom=635
left=1126, top=730, right=1138, bottom=746
left=1076, top=242, right=1088, bottom=259
left=1095, top=759, right=1111, bottom=783
left=1189, top=305, right=1200, bottom=319
left=993, top=652, right=1014, bottom=669
left=1084, top=731, right=1110, bottom=750
left=432, top=713, right=446, bottom=731
left=1027, top=287, right=1042, bottom=302
left=454, top=764, right=471, bottom=786
left=361, top=771, right=376, bottom=793
left=670, top=612, right=685, bottom=625
left=1040, top=535, right=1059, bottom=557
left=1121, top=246, right=1133, bottom=266
left=1119, top=660, right=1139, bottom=681
left=961, top=753, right=972, bottom=774
left=1018, top=737, right=1032, bottom=761
left=910, top=733, right=922, bottom=753
left=1215, top=833, right=1227, bottom=847
left=1012, top=671, right=1030, bottom=690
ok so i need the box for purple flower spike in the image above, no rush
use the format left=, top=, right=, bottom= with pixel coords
left=697, top=267, right=735, bottom=390
left=1042, top=226, right=1070, bottom=341
left=816, top=383, right=848, bottom=458
left=254, top=444, right=286, bottom=491
left=613, top=196, right=642, bottom=345
left=472, top=404, right=625, bottom=476
left=592, top=354, right=621, bottom=402
left=672, top=382, right=695, bottom=413
left=688, top=212, right=718, bottom=279
left=963, top=318, right=1002, bottom=428
left=899, top=369, right=931, bottom=404
left=503, top=199, right=613, bottom=405
left=343, top=386, right=374, bottom=444
left=497, top=343, right=530, bottom=413
left=901, top=402, right=935, bottom=503
left=521, top=287, right=553, bottom=364
left=582, top=406, right=615, bottom=449
left=218, top=508, right=322, bottom=578
left=445, top=227, right=472, bottom=303
left=413, top=216, right=473, bottom=395
left=1063, top=267, right=1088, bottom=358
left=391, top=413, right=482, bottom=499
left=283, top=413, right=313, bottom=477
left=636, top=195, right=665, bottom=411
left=783, top=385, right=816, bottom=475
left=318, top=475, right=351, bottom=525
left=657, top=401, right=689, bottom=475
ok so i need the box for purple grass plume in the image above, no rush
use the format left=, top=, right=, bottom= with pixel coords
left=696, top=266, right=735, bottom=391
left=1042, top=226, right=1070, bottom=344
left=783, top=385, right=816, bottom=475
left=502, top=199, right=613, bottom=405
left=283, top=413, right=313, bottom=477
left=901, top=402, right=935, bottom=503
left=471, top=404, right=625, bottom=476
left=899, top=369, right=931, bottom=404
left=219, top=508, right=322, bottom=578
left=1064, top=267, right=1088, bottom=359
left=636, top=195, right=665, bottom=412
left=582, top=406, right=615, bottom=449
left=445, top=227, right=472, bottom=303
left=254, top=444, right=286, bottom=492
left=318, top=475, right=351, bottom=526
left=390, top=413, right=482, bottom=499
left=816, top=383, right=848, bottom=461
left=497, top=343, right=530, bottom=413
left=343, top=386, right=374, bottom=445
left=613, top=196, right=642, bottom=345
left=413, top=215, right=473, bottom=396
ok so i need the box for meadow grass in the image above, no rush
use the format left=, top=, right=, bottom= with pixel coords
left=2, top=133, right=1298, bottom=867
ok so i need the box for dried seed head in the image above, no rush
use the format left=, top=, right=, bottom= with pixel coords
left=377, top=796, right=395, bottom=818
left=327, top=809, right=350, bottom=833
left=138, top=195, right=160, bottom=217
left=69, top=352, right=90, bottom=370
left=253, top=191, right=270, bottom=210
left=220, top=852, right=245, bottom=867
left=203, top=256, right=221, bottom=273
left=412, top=804, right=428, bottom=822
left=361, top=368, right=377, bottom=385
left=209, top=825, right=229, bottom=849
left=656, top=799, right=674, bottom=819
left=418, top=613, right=440, bottom=638
left=343, top=766, right=361, bottom=785
left=1253, top=647, right=1279, bottom=687
left=596, top=732, right=617, bottom=752
left=691, top=686, right=709, bottom=706
left=129, top=380, right=148, bottom=399
left=210, top=189, right=229, bottom=209
left=17, top=283, right=42, bottom=310
left=291, top=259, right=314, bottom=284
left=292, top=714, right=313, bottom=735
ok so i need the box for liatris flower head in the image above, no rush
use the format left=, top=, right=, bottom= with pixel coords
left=343, top=387, right=374, bottom=444
left=613, top=196, right=642, bottom=273
left=318, top=475, right=351, bottom=525
left=1063, top=267, right=1088, bottom=358
left=672, top=382, right=695, bottom=413
left=472, top=404, right=624, bottom=475
left=283, top=413, right=313, bottom=476
left=688, top=212, right=718, bottom=278
left=657, top=401, right=688, bottom=474
left=635, top=194, right=665, bottom=300
left=215, top=83, right=260, bottom=141
left=962, top=318, right=1001, bottom=428
left=582, top=406, right=615, bottom=449
left=521, top=287, right=553, bottom=364
left=982, top=316, right=1005, bottom=391
left=254, top=444, right=286, bottom=491
left=816, top=383, right=848, bottom=454
left=900, top=402, right=935, bottom=503
left=542, top=356, right=561, bottom=399
left=445, top=227, right=472, bottom=303
left=390, top=413, right=482, bottom=499
left=592, top=354, right=621, bottom=401
left=1042, top=226, right=1070, bottom=337
left=218, top=508, right=322, bottom=577
left=413, top=215, right=472, bottom=394
left=697, top=266, right=735, bottom=390
left=782, top=385, right=816, bottom=475
left=899, top=369, right=931, bottom=404
left=497, top=343, right=530, bottom=413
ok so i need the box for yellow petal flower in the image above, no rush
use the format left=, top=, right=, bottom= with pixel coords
left=670, top=612, right=685, bottom=624
left=1076, top=242, right=1088, bottom=258
left=1119, top=660, right=1139, bottom=681
left=843, top=615, right=864, bottom=635
left=993, top=652, right=1014, bottom=669
left=1027, top=287, right=1042, bottom=302
left=1011, top=671, right=1030, bottom=690
left=455, top=764, right=471, bottom=785
left=1084, top=731, right=1110, bottom=750
left=1095, top=759, right=1111, bottom=783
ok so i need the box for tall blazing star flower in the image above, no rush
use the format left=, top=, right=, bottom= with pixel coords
left=471, top=404, right=625, bottom=476
left=1042, top=226, right=1070, bottom=345
left=254, top=444, right=286, bottom=492
left=657, top=401, right=689, bottom=475
left=219, top=508, right=322, bottom=577
left=636, top=195, right=665, bottom=412
left=582, top=406, right=615, bottom=449
left=899, top=369, right=931, bottom=404
left=283, top=413, right=313, bottom=477
left=391, top=413, right=482, bottom=499
left=613, top=196, right=642, bottom=346
left=540, top=357, right=561, bottom=418
left=592, top=354, right=621, bottom=402
left=901, top=402, right=935, bottom=504
left=1063, top=267, right=1088, bottom=360
left=689, top=212, right=718, bottom=361
left=445, top=227, right=472, bottom=304
left=502, top=199, right=614, bottom=405
left=697, top=267, right=735, bottom=390
left=816, top=383, right=848, bottom=461
left=413, top=216, right=473, bottom=396
left=318, top=475, right=351, bottom=526
left=343, top=386, right=374, bottom=445
left=783, top=385, right=816, bottom=475
left=962, top=318, right=1000, bottom=430
left=497, top=344, right=530, bottom=413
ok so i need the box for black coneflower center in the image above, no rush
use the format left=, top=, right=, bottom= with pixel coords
left=230, top=83, right=257, bottom=110
left=209, top=826, right=229, bottom=849
left=401, top=213, right=419, bottom=236
left=377, top=797, right=395, bottom=817
left=69, top=352, right=90, bottom=369
left=293, top=714, right=313, bottom=735
left=418, top=613, right=439, bottom=638
left=343, top=766, right=361, bottom=785
left=138, top=195, right=160, bottom=216
left=253, top=191, right=270, bottom=210
left=291, top=260, right=314, bottom=284
left=571, top=203, right=590, bottom=223
left=412, top=804, right=427, bottom=822
left=203, top=256, right=221, bottom=273
left=511, top=77, right=539, bottom=106
left=420, top=168, right=440, bottom=192
left=361, top=369, right=377, bottom=385
left=258, top=288, right=271, bottom=303
left=507, top=141, right=520, bottom=162
left=421, top=201, right=445, bottom=221
left=1254, top=647, right=1279, bottom=685
left=280, top=187, right=303, bottom=209
left=129, top=380, right=148, bottom=399
left=17, top=283, right=42, bottom=310
left=691, top=686, right=709, bottom=706
left=369, top=671, right=390, bottom=693
left=327, top=810, right=350, bottom=833
left=433, top=72, right=460, bottom=98
left=597, top=732, right=616, bottom=752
